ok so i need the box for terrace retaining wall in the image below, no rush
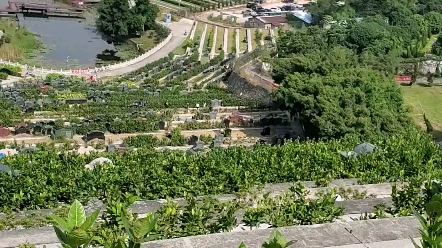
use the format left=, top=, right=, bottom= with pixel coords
left=0, top=22, right=173, bottom=77
left=0, top=217, right=421, bottom=248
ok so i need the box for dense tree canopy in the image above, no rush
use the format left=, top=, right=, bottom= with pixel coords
left=272, top=46, right=411, bottom=140
left=272, top=0, right=442, bottom=140
left=96, top=0, right=159, bottom=37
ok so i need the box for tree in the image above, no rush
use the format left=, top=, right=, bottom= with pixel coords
left=425, top=12, right=442, bottom=34
left=96, top=0, right=159, bottom=38
left=273, top=47, right=412, bottom=140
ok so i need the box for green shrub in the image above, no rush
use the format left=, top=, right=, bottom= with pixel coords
left=0, top=72, right=8, bottom=80
left=0, top=64, right=21, bottom=76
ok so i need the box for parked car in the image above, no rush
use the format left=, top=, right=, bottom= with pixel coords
left=270, top=7, right=281, bottom=12
left=253, top=5, right=263, bottom=11
left=242, top=9, right=257, bottom=16
left=263, top=8, right=272, bottom=12
left=246, top=2, right=256, bottom=8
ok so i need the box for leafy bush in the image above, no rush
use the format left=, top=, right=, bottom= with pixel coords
left=0, top=72, right=8, bottom=80
left=0, top=64, right=21, bottom=76
left=0, top=127, right=440, bottom=211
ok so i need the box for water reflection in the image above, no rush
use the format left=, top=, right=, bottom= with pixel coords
left=16, top=14, right=120, bottom=68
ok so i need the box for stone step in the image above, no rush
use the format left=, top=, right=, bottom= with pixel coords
left=0, top=217, right=420, bottom=248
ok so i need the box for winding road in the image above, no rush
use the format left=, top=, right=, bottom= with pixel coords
left=97, top=18, right=193, bottom=77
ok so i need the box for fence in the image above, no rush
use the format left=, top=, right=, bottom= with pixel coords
left=0, top=23, right=174, bottom=77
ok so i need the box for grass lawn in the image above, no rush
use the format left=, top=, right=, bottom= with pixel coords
left=401, top=85, right=442, bottom=139
left=214, top=26, right=224, bottom=53
left=131, top=31, right=157, bottom=52
left=0, top=19, right=41, bottom=62
left=193, top=22, right=205, bottom=43
left=203, top=25, right=214, bottom=54
left=228, top=28, right=235, bottom=54
left=238, top=29, right=247, bottom=52
left=250, top=28, right=260, bottom=49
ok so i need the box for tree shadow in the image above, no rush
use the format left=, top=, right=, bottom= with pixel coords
left=96, top=49, right=121, bottom=62
left=431, top=130, right=442, bottom=142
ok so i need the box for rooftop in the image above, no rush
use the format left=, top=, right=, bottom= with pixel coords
left=256, top=16, right=287, bottom=25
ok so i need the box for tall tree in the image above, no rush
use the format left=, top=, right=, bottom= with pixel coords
left=97, top=0, right=159, bottom=38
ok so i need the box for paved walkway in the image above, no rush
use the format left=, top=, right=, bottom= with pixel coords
left=96, top=18, right=193, bottom=77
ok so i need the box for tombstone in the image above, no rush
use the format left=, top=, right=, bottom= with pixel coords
left=224, top=118, right=230, bottom=128
left=159, top=120, right=166, bottom=130
left=53, top=128, right=74, bottom=139
left=42, top=125, right=54, bottom=136
left=353, top=143, right=377, bottom=156
left=19, top=147, right=39, bottom=153
left=194, top=140, right=204, bottom=149
left=65, top=98, right=87, bottom=104
left=211, top=99, right=222, bottom=108
left=14, top=124, right=29, bottom=135
left=275, top=117, right=283, bottom=125
left=43, top=99, right=51, bottom=105
left=32, top=124, right=43, bottom=134
left=180, top=90, right=189, bottom=95
left=224, top=128, right=232, bottom=137
left=261, top=126, right=271, bottom=136
left=213, top=138, right=223, bottom=148
left=153, top=90, right=160, bottom=97
left=188, top=135, right=199, bottom=146
left=260, top=117, right=270, bottom=126
left=0, top=164, right=19, bottom=176
left=186, top=148, right=198, bottom=156
left=83, top=130, right=105, bottom=142
left=106, top=144, right=117, bottom=152
left=0, top=127, right=11, bottom=137
left=209, top=111, right=217, bottom=120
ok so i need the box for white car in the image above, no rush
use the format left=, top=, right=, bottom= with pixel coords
left=270, top=7, right=281, bottom=12
left=243, top=9, right=257, bottom=16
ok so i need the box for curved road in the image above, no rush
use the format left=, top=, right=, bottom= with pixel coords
left=96, top=18, right=193, bottom=77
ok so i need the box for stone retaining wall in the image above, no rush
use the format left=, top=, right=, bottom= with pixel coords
left=0, top=23, right=173, bottom=77
left=0, top=217, right=420, bottom=248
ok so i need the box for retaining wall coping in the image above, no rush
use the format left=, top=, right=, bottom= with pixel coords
left=0, top=217, right=420, bottom=248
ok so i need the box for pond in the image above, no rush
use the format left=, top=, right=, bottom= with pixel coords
left=17, top=14, right=121, bottom=69
left=0, top=0, right=137, bottom=70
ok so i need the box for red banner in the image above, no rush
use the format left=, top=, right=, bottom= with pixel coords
left=71, top=69, right=90, bottom=74
left=395, top=76, right=411, bottom=82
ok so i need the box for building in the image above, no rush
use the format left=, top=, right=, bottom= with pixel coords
left=246, top=16, right=288, bottom=29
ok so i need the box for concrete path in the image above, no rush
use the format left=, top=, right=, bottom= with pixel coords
left=223, top=28, right=228, bottom=59
left=96, top=19, right=193, bottom=77
left=235, top=29, right=240, bottom=58
left=190, top=21, right=198, bottom=40
left=198, top=23, right=208, bottom=61
left=259, top=29, right=264, bottom=46
left=246, top=29, right=252, bottom=52
left=210, top=26, right=218, bottom=59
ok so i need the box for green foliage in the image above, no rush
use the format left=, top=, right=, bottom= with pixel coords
left=0, top=72, right=8, bottom=80
left=412, top=194, right=442, bottom=248
left=273, top=46, right=411, bottom=140
left=0, top=64, right=21, bottom=76
left=0, top=128, right=440, bottom=211
left=262, top=230, right=296, bottom=248
left=52, top=200, right=100, bottom=248
left=96, top=0, right=159, bottom=37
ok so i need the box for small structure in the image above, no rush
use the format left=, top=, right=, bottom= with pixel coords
left=246, top=16, right=288, bottom=29
left=85, top=157, right=112, bottom=170
left=0, top=164, right=20, bottom=176
left=52, top=128, right=74, bottom=139
left=0, top=127, right=11, bottom=137
left=340, top=142, right=378, bottom=158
